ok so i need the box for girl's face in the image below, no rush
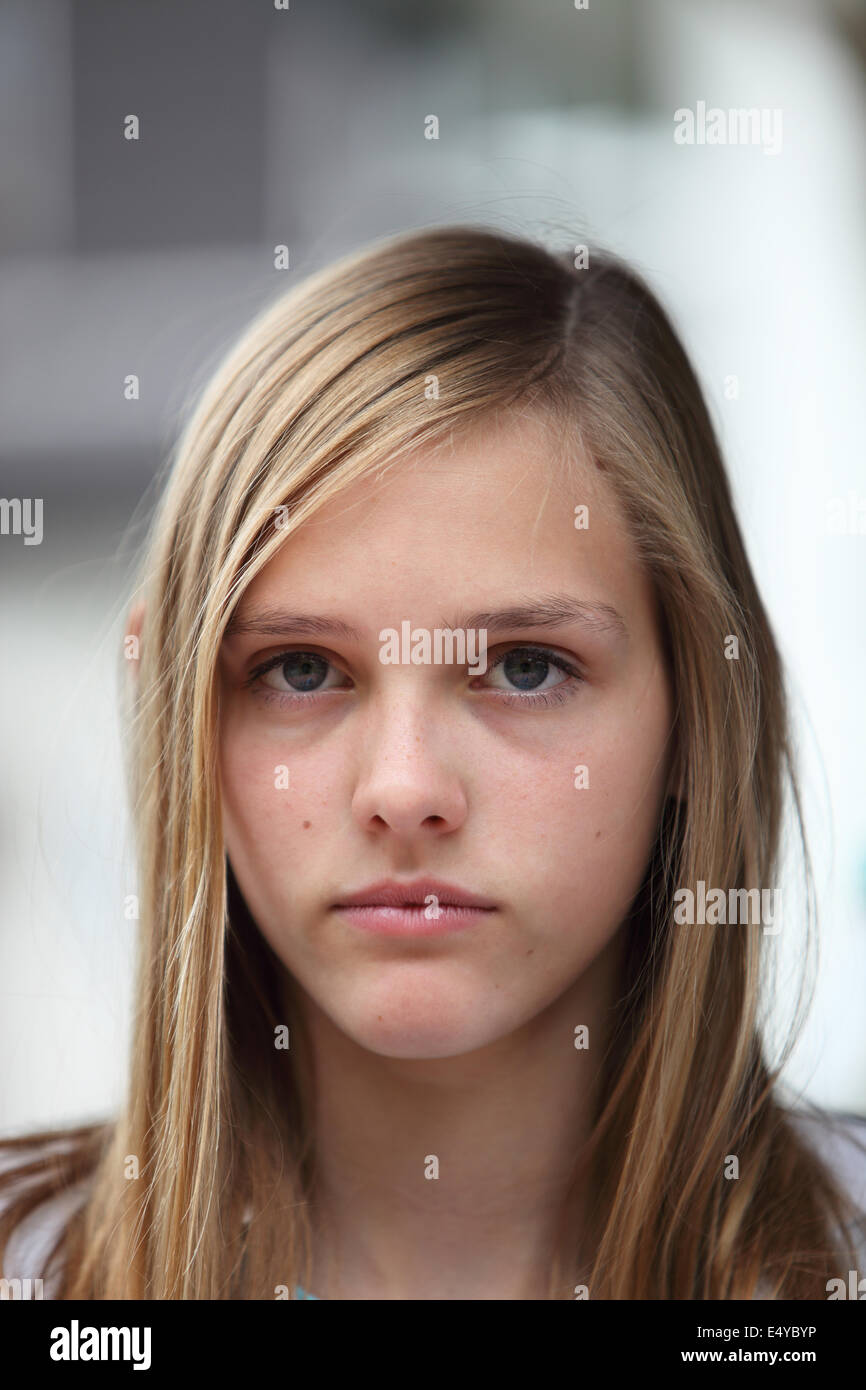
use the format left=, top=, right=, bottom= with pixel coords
left=218, top=412, right=675, bottom=1059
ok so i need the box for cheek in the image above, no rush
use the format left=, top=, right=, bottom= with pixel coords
left=219, top=722, right=343, bottom=975
left=513, top=680, right=671, bottom=935
left=218, top=717, right=320, bottom=885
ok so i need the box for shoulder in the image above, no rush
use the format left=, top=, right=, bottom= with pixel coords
left=0, top=1143, right=91, bottom=1299
left=747, top=1107, right=866, bottom=1301
left=785, top=1106, right=866, bottom=1212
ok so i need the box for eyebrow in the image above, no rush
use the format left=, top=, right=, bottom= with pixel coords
left=224, top=594, right=628, bottom=642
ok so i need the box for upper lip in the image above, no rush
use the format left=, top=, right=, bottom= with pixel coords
left=332, top=877, right=497, bottom=910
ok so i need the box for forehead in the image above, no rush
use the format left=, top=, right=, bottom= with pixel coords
left=236, top=411, right=655, bottom=635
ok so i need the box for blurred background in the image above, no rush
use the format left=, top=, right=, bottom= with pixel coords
left=1, top=0, right=865, bottom=1132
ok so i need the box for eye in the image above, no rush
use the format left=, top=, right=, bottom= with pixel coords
left=477, top=646, right=583, bottom=709
left=247, top=649, right=351, bottom=700
left=244, top=644, right=583, bottom=711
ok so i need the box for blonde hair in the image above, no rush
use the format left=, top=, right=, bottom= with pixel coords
left=2, top=224, right=863, bottom=1298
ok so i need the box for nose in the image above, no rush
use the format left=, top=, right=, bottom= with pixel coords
left=349, top=694, right=469, bottom=841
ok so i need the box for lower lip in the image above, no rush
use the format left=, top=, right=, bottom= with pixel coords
left=333, top=904, right=496, bottom=936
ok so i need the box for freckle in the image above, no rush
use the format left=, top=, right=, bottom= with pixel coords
left=595, top=829, right=601, bottom=838
left=302, top=820, right=311, bottom=829
left=526, top=949, right=534, bottom=956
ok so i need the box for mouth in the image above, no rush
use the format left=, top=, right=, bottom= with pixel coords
left=331, top=878, right=498, bottom=937
left=331, top=877, right=498, bottom=911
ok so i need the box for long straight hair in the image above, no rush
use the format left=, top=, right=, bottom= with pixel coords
left=2, top=225, right=863, bottom=1298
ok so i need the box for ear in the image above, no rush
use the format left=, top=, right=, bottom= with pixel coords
left=123, top=598, right=146, bottom=677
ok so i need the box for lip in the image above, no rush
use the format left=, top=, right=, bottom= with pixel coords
left=332, top=877, right=498, bottom=910
left=331, top=877, right=498, bottom=937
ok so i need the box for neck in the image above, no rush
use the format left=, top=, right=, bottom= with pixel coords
left=283, top=931, right=624, bottom=1301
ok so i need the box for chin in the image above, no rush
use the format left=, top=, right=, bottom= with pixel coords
left=354, top=1028, right=496, bottom=1061
left=341, top=978, right=505, bottom=1059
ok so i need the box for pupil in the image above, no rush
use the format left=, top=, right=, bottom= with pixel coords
left=503, top=650, right=549, bottom=691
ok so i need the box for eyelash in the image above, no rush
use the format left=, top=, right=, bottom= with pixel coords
left=244, top=646, right=584, bottom=711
